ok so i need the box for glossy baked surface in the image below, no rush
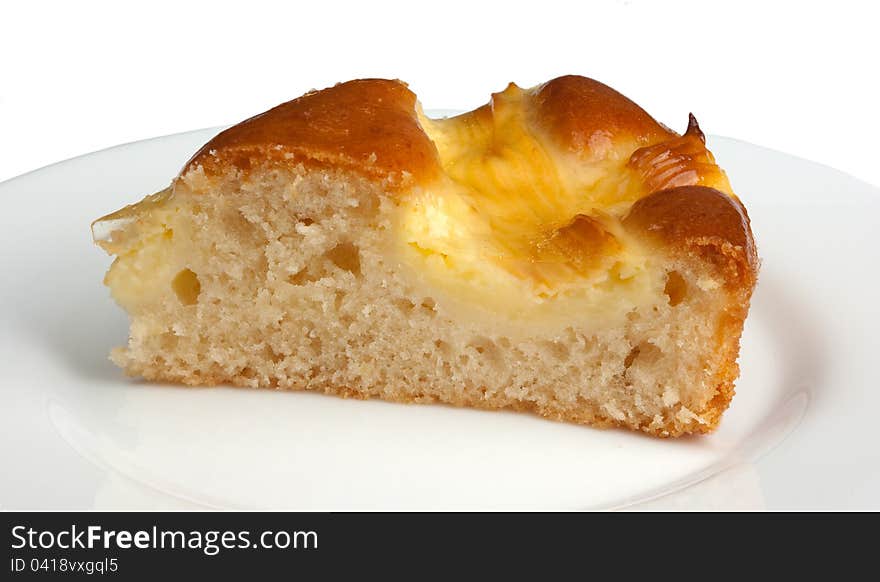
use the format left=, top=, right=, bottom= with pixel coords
left=181, top=76, right=756, bottom=306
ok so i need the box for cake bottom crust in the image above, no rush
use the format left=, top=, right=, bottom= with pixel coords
left=116, top=357, right=737, bottom=437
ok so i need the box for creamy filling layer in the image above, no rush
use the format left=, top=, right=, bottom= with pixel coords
left=395, top=84, right=664, bottom=327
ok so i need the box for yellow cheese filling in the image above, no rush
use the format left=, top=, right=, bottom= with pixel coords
left=396, top=84, right=662, bottom=325
left=92, top=188, right=190, bottom=313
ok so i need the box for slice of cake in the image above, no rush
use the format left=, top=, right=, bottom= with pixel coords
left=92, top=76, right=758, bottom=437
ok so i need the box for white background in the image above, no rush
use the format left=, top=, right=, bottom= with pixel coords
left=2, top=0, right=878, bottom=187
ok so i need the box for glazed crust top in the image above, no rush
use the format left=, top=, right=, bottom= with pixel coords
left=185, top=75, right=673, bottom=181
left=182, top=76, right=757, bottom=288
left=185, top=79, right=442, bottom=185
left=531, top=75, right=672, bottom=158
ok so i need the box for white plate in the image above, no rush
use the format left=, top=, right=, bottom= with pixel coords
left=1, top=126, right=877, bottom=510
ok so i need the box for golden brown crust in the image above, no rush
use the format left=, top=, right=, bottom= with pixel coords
left=529, top=75, right=674, bottom=159
left=627, top=115, right=731, bottom=193
left=184, top=79, right=442, bottom=187
left=622, top=185, right=758, bottom=288
left=183, top=75, right=733, bottom=210
left=183, top=76, right=698, bottom=189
